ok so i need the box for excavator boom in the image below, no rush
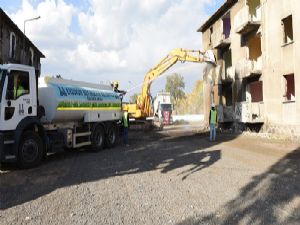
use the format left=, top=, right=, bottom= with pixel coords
left=125, top=48, right=215, bottom=120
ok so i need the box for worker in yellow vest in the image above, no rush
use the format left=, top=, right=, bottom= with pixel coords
left=14, top=76, right=26, bottom=99
left=122, top=106, right=130, bottom=146
left=209, top=103, right=217, bottom=142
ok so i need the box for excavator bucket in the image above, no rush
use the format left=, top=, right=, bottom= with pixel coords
left=204, top=50, right=216, bottom=65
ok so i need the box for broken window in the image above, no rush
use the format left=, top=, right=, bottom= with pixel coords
left=222, top=13, right=231, bottom=39
left=244, top=76, right=263, bottom=102
left=248, top=34, right=261, bottom=61
left=282, top=15, right=293, bottom=44
left=221, top=82, right=233, bottom=106
left=249, top=81, right=263, bottom=102
left=283, top=74, right=295, bottom=101
left=247, top=0, right=261, bottom=21
left=219, top=47, right=232, bottom=78
left=237, top=79, right=246, bottom=102
left=209, top=26, right=213, bottom=45
left=223, top=49, right=232, bottom=71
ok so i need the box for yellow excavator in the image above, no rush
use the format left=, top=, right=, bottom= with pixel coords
left=123, top=48, right=216, bottom=128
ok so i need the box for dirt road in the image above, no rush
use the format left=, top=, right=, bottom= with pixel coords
left=1, top=125, right=300, bottom=225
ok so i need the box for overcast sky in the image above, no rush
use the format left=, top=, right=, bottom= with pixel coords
left=2, top=0, right=224, bottom=99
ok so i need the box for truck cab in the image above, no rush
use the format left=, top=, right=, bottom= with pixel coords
left=153, top=92, right=173, bottom=126
left=0, top=64, right=37, bottom=131
left=0, top=64, right=40, bottom=165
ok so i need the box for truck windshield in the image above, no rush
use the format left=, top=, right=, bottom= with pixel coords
left=160, top=104, right=172, bottom=111
left=0, top=69, right=6, bottom=102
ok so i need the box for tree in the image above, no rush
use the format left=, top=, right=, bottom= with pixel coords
left=130, top=93, right=139, bottom=103
left=165, top=73, right=185, bottom=108
left=188, top=80, right=203, bottom=114
left=176, top=80, right=204, bottom=115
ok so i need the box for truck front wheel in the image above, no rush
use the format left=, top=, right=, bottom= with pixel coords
left=18, top=131, right=44, bottom=169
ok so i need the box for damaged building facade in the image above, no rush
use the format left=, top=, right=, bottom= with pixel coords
left=199, top=0, right=300, bottom=135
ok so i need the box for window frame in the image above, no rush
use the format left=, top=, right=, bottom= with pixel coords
left=282, top=15, right=294, bottom=46
left=283, top=74, right=295, bottom=102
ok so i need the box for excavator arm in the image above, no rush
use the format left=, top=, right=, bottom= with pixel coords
left=126, top=48, right=215, bottom=119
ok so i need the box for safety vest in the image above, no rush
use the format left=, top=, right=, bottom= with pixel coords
left=123, top=112, right=129, bottom=128
left=210, top=109, right=217, bottom=124
left=14, top=85, right=25, bottom=99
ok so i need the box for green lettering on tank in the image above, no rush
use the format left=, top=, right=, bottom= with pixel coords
left=57, top=101, right=121, bottom=109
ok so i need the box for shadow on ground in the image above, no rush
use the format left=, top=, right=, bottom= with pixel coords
left=0, top=129, right=231, bottom=209
left=176, top=147, right=300, bottom=225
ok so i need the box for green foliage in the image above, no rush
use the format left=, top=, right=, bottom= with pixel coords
left=130, top=93, right=139, bottom=103
left=165, top=73, right=185, bottom=107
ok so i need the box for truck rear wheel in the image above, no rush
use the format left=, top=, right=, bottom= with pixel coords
left=91, top=125, right=105, bottom=151
left=18, top=131, right=43, bottom=169
left=106, top=124, right=117, bottom=148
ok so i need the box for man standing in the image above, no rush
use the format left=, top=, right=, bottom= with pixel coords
left=209, top=103, right=217, bottom=142
left=122, top=107, right=130, bottom=146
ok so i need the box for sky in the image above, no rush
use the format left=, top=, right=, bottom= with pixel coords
left=1, top=0, right=224, bottom=100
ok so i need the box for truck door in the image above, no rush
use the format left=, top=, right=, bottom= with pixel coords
left=2, top=70, right=33, bottom=130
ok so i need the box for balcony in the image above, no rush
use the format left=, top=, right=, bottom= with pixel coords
left=211, top=27, right=231, bottom=49
left=235, top=102, right=264, bottom=123
left=234, top=4, right=261, bottom=34
left=237, top=56, right=262, bottom=78
left=217, top=105, right=235, bottom=123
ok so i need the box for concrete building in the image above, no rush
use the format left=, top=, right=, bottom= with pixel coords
left=198, top=0, right=300, bottom=136
left=0, top=8, right=44, bottom=76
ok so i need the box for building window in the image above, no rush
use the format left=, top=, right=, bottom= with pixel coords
left=283, top=74, right=295, bottom=101
left=222, top=13, right=231, bottom=39
left=29, top=47, right=34, bottom=66
left=221, top=82, right=233, bottom=106
left=9, top=32, right=16, bottom=58
left=282, top=15, right=293, bottom=44
left=209, top=26, right=213, bottom=45
left=249, top=81, right=263, bottom=102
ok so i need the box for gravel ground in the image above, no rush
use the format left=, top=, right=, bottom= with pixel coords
left=1, top=124, right=300, bottom=225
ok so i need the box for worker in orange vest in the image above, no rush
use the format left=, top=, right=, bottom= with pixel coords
left=209, top=103, right=217, bottom=142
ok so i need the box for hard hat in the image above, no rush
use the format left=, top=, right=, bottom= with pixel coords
left=211, top=103, right=215, bottom=107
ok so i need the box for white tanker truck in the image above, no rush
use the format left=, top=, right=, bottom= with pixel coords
left=0, top=64, right=123, bottom=168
